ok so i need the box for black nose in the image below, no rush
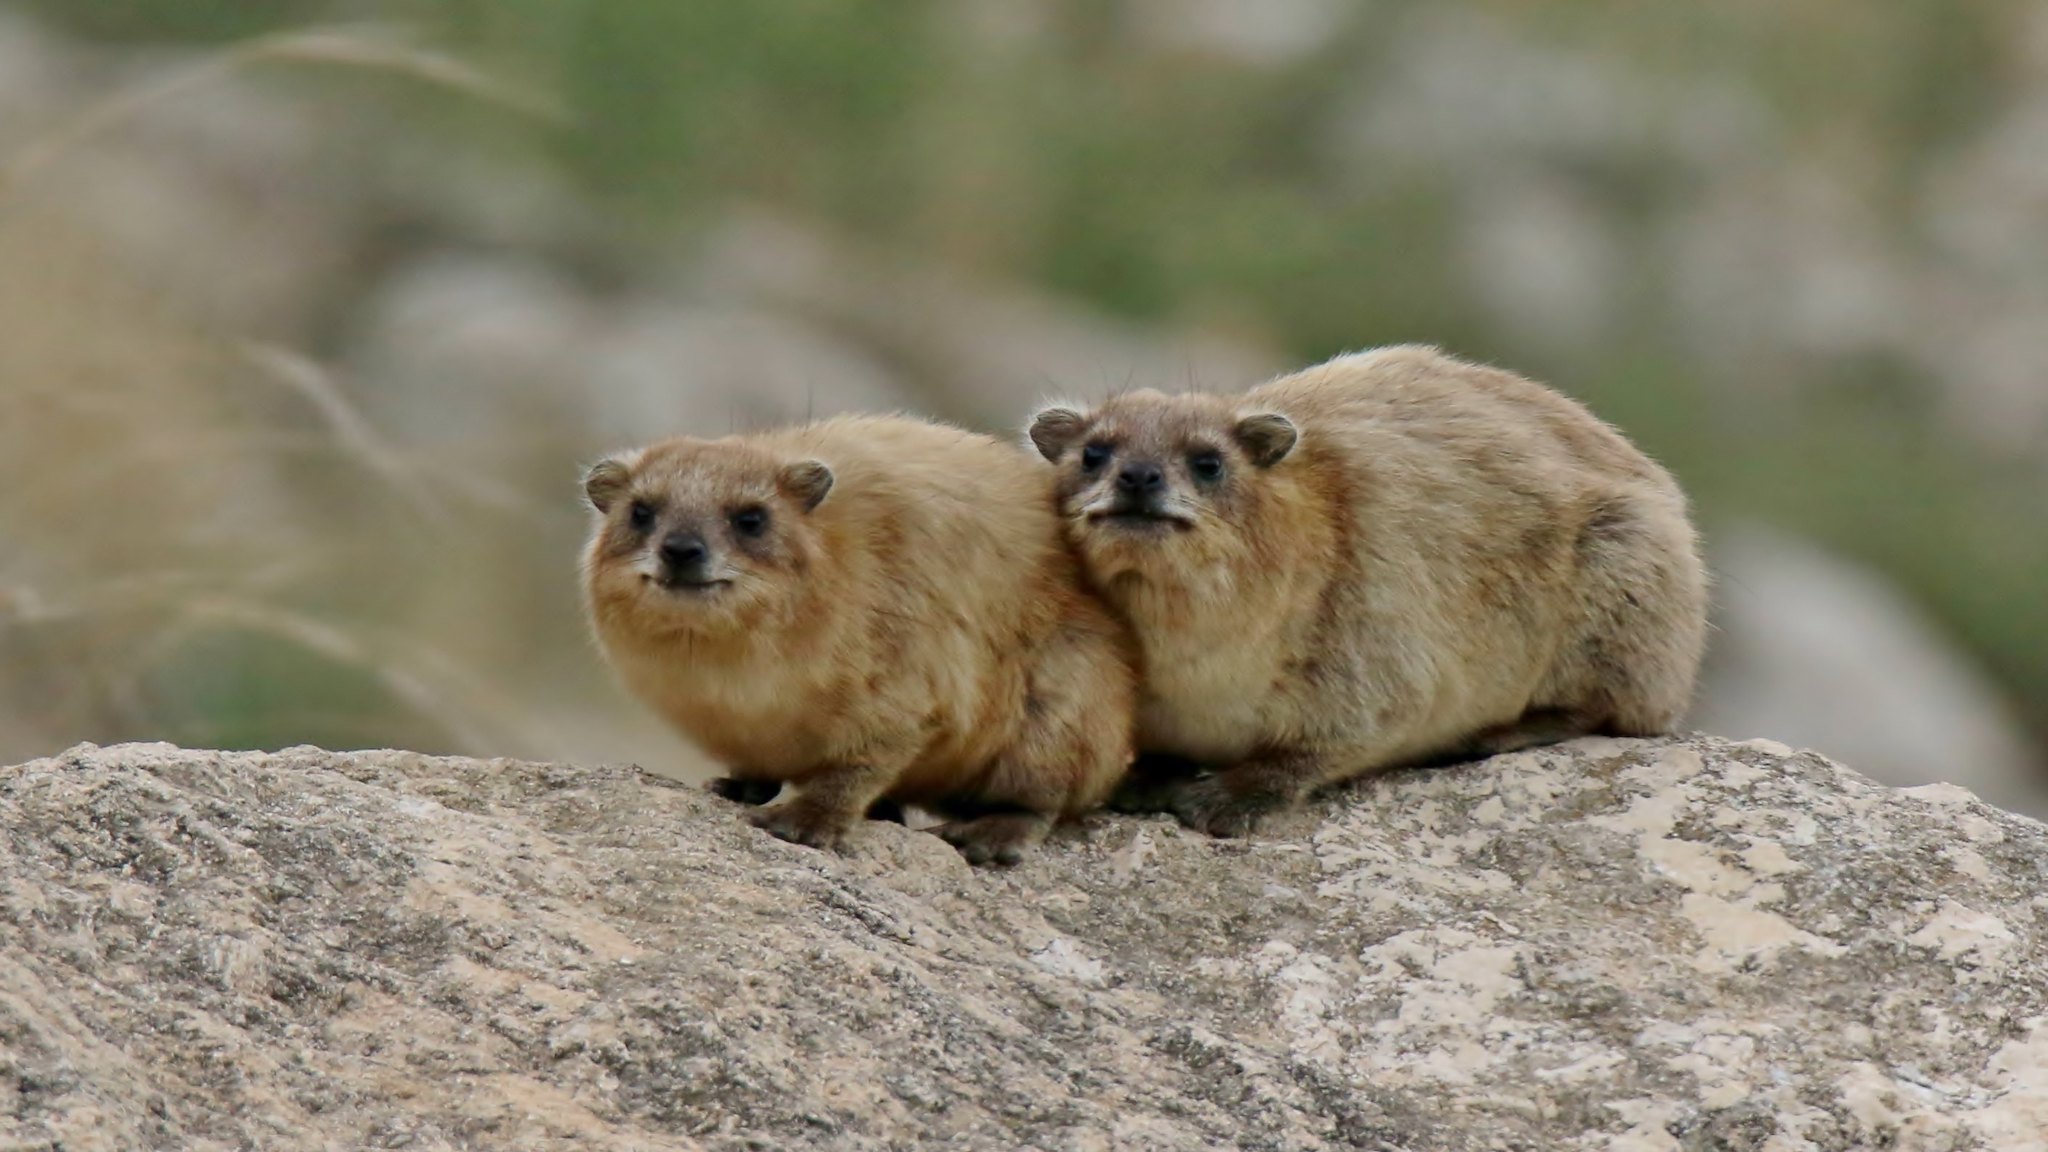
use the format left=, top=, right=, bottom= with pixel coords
left=659, top=533, right=708, bottom=569
left=1116, top=462, right=1165, bottom=494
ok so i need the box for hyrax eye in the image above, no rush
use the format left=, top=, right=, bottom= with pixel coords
left=730, top=506, right=769, bottom=537
left=628, top=500, right=657, bottom=532
left=1080, top=443, right=1112, bottom=471
left=1188, top=451, right=1226, bottom=482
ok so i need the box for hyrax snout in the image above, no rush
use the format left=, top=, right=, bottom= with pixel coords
left=1029, top=344, right=1709, bottom=837
left=582, top=414, right=1137, bottom=865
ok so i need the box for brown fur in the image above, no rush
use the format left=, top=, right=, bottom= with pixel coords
left=582, top=414, right=1136, bottom=864
left=1029, top=345, right=1709, bottom=836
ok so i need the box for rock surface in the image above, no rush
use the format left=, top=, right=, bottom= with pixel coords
left=3, top=737, right=2046, bottom=1151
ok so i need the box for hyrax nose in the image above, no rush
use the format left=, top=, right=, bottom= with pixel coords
left=1116, top=462, right=1165, bottom=495
left=659, top=532, right=708, bottom=570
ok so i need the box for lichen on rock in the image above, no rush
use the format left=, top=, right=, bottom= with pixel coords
left=2, top=736, right=2045, bottom=1150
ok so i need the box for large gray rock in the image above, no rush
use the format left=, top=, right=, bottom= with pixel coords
left=3, top=737, right=2046, bottom=1150
left=1695, top=526, right=2048, bottom=819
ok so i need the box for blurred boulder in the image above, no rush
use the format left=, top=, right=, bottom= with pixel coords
left=1911, top=5, right=2048, bottom=452
left=1662, top=165, right=1913, bottom=375
left=1335, top=8, right=1764, bottom=175
left=1331, top=4, right=2048, bottom=458
left=347, top=211, right=1278, bottom=489
left=1693, top=525, right=2048, bottom=817
left=692, top=211, right=1281, bottom=430
left=344, top=247, right=918, bottom=483
left=1124, top=0, right=1345, bottom=67
left=2, top=35, right=369, bottom=341
left=1457, top=170, right=1621, bottom=350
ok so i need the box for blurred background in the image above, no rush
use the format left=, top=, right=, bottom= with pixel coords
left=2, top=1, right=2044, bottom=813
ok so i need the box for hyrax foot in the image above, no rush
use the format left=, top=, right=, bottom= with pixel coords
left=708, top=776, right=782, bottom=806
left=748, top=802, right=854, bottom=852
left=932, top=812, right=1052, bottom=867
left=1464, top=707, right=1598, bottom=760
left=1109, top=752, right=1203, bottom=814
left=1163, top=769, right=1299, bottom=839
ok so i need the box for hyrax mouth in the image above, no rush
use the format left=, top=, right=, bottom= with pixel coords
left=1088, top=507, right=1195, bottom=533
left=646, top=573, right=734, bottom=595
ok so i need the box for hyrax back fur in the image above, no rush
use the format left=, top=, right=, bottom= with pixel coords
left=1029, top=345, right=1708, bottom=837
left=582, top=414, right=1136, bottom=865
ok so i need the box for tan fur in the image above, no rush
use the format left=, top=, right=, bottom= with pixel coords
left=582, top=414, right=1136, bottom=864
left=1029, top=345, right=1709, bottom=836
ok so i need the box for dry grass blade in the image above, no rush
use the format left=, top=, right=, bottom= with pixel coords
left=0, top=22, right=566, bottom=193
left=256, top=24, right=568, bottom=123
left=239, top=342, right=450, bottom=526
left=0, top=556, right=334, bottom=632
left=240, top=343, right=557, bottom=524
left=377, top=637, right=562, bottom=758
left=144, top=596, right=513, bottom=755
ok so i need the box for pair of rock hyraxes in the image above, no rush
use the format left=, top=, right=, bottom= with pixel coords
left=580, top=345, right=1710, bottom=865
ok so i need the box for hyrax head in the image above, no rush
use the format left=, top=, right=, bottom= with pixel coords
left=1028, top=389, right=1298, bottom=574
left=581, top=438, right=834, bottom=636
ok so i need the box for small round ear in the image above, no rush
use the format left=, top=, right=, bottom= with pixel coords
left=1232, top=412, right=1298, bottom=468
left=1028, top=406, right=1090, bottom=462
left=779, top=459, right=834, bottom=512
left=583, top=457, right=634, bottom=513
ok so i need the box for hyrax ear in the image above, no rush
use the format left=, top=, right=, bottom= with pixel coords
left=1027, top=405, right=1090, bottom=462
left=1232, top=412, right=1298, bottom=468
left=582, top=455, right=636, bottom=513
left=779, top=459, right=834, bottom=512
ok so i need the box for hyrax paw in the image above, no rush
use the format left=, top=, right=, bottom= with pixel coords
left=932, top=814, right=1049, bottom=867
left=1108, top=753, right=1203, bottom=814
left=1107, top=775, right=1181, bottom=815
left=1165, top=776, right=1286, bottom=839
left=747, top=804, right=851, bottom=851
left=708, top=776, right=782, bottom=806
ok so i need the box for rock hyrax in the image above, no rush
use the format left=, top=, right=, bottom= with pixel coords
left=582, top=414, right=1136, bottom=864
left=1028, top=345, right=1709, bottom=836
